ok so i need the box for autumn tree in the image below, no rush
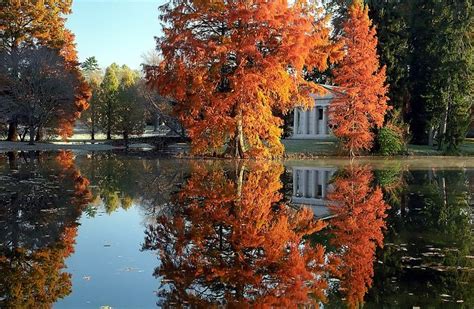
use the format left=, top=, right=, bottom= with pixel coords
left=0, top=46, right=82, bottom=144
left=142, top=161, right=330, bottom=306
left=330, top=0, right=389, bottom=156
left=147, top=0, right=343, bottom=158
left=327, top=164, right=388, bottom=308
left=0, top=0, right=89, bottom=141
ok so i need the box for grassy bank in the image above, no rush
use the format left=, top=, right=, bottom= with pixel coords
left=283, top=138, right=474, bottom=157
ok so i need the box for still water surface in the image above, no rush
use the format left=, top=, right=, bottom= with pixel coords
left=0, top=151, right=473, bottom=308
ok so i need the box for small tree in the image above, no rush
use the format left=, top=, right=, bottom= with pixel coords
left=330, top=0, right=389, bottom=156
left=80, top=56, right=100, bottom=77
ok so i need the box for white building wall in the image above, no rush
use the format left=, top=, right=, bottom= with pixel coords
left=291, top=88, right=338, bottom=140
left=291, top=166, right=337, bottom=219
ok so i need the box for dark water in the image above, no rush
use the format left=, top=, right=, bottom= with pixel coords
left=0, top=151, right=472, bottom=308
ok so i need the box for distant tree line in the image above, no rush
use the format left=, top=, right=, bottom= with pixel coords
left=79, top=56, right=183, bottom=145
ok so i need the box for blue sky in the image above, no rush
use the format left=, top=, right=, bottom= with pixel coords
left=66, top=0, right=166, bottom=70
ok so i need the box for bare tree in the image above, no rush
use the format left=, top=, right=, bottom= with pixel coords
left=0, top=47, right=77, bottom=144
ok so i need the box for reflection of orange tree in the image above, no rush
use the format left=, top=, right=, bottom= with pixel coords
left=143, top=161, right=328, bottom=307
left=327, top=165, right=388, bottom=308
left=0, top=226, right=77, bottom=308
left=0, top=151, right=91, bottom=307
left=56, top=150, right=93, bottom=209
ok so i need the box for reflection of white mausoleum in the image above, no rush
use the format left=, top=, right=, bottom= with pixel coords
left=291, top=166, right=336, bottom=218
left=292, top=85, right=339, bottom=139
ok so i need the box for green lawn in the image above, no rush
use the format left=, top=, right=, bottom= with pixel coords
left=282, top=138, right=474, bottom=157
left=407, top=138, right=474, bottom=156
left=282, top=139, right=338, bottom=156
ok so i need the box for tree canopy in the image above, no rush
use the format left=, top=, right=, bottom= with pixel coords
left=147, top=0, right=343, bottom=158
left=330, top=0, right=389, bottom=156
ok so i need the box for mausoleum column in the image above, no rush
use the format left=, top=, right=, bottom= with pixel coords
left=311, top=170, right=318, bottom=198
left=294, top=109, right=299, bottom=135
left=302, top=110, right=308, bottom=135
left=312, top=107, right=318, bottom=135
left=293, top=169, right=298, bottom=196
left=321, top=170, right=326, bottom=198
left=322, top=106, right=328, bottom=135
left=301, top=170, right=307, bottom=197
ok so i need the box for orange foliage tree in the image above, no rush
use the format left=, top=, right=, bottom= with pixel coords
left=146, top=0, right=343, bottom=158
left=0, top=0, right=90, bottom=140
left=327, top=164, right=388, bottom=308
left=142, top=161, right=330, bottom=306
left=57, top=30, right=91, bottom=139
left=330, top=0, right=389, bottom=156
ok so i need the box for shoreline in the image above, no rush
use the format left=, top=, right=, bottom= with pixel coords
left=2, top=141, right=474, bottom=169
left=1, top=140, right=473, bottom=159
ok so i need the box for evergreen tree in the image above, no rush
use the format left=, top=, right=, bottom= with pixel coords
left=80, top=56, right=100, bottom=80
left=410, top=0, right=473, bottom=150
left=99, top=63, right=120, bottom=140
left=367, top=0, right=411, bottom=115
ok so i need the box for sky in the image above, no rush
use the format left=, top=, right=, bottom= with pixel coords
left=66, top=0, right=167, bottom=70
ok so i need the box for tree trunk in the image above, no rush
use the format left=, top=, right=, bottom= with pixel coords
left=123, top=131, right=129, bottom=148
left=106, top=130, right=111, bottom=140
left=35, top=128, right=43, bottom=142
left=91, top=116, right=96, bottom=141
left=153, top=115, right=160, bottom=132
left=428, top=125, right=435, bottom=147
left=21, top=128, right=28, bottom=142
left=235, top=112, right=245, bottom=158
left=437, top=102, right=449, bottom=150
left=7, top=121, right=18, bottom=141
left=7, top=151, right=17, bottom=170
left=28, top=125, right=35, bottom=145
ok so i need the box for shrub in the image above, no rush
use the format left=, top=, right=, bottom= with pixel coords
left=377, top=126, right=404, bottom=155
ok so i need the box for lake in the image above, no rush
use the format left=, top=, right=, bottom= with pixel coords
left=0, top=151, right=473, bottom=308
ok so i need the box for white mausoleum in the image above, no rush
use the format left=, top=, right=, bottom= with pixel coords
left=291, top=166, right=337, bottom=218
left=292, top=85, right=339, bottom=139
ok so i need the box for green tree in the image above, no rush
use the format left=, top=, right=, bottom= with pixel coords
left=80, top=56, right=100, bottom=77
left=99, top=63, right=120, bottom=140
left=80, top=56, right=102, bottom=140
left=81, top=73, right=102, bottom=140
left=367, top=0, right=411, bottom=116
left=115, top=65, right=145, bottom=145
left=410, top=0, right=473, bottom=149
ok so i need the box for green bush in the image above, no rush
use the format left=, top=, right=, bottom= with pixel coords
left=377, top=126, right=404, bottom=156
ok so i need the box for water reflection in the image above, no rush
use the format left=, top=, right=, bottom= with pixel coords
left=368, top=167, right=474, bottom=307
left=0, top=151, right=91, bottom=307
left=0, top=153, right=472, bottom=307
left=142, top=161, right=329, bottom=307
left=326, top=165, right=389, bottom=308
left=291, top=166, right=336, bottom=218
